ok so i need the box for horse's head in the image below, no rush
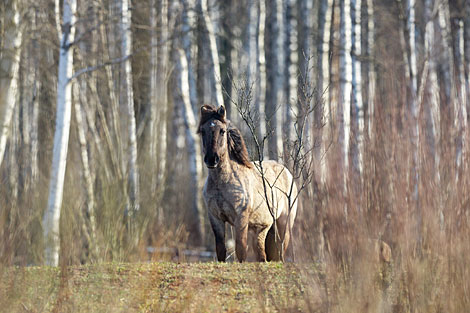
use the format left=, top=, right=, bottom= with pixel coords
left=197, top=104, right=229, bottom=168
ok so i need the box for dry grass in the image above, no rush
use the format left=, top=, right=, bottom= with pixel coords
left=1, top=262, right=318, bottom=313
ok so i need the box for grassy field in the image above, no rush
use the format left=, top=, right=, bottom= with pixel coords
left=1, top=262, right=325, bottom=313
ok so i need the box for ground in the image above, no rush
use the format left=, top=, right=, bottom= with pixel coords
left=0, top=262, right=323, bottom=312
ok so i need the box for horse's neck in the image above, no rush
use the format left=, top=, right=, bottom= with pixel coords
left=208, top=158, right=238, bottom=185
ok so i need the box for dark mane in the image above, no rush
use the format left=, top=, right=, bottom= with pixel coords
left=227, top=123, right=253, bottom=168
left=198, top=104, right=253, bottom=168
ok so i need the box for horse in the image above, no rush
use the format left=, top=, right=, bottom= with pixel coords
left=197, top=104, right=298, bottom=262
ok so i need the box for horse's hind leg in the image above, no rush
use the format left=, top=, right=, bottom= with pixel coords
left=265, top=213, right=291, bottom=261
left=265, top=225, right=280, bottom=261
left=254, top=226, right=270, bottom=262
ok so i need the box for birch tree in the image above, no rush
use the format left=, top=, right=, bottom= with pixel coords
left=157, top=0, right=169, bottom=211
left=0, top=0, right=23, bottom=170
left=366, top=0, right=375, bottom=140
left=121, top=0, right=140, bottom=215
left=339, top=0, right=353, bottom=199
left=424, top=0, right=440, bottom=181
left=351, top=0, right=363, bottom=177
left=201, top=0, right=224, bottom=109
left=43, top=0, right=77, bottom=266
left=174, top=48, right=205, bottom=245
left=319, top=0, right=334, bottom=184
left=265, top=0, right=285, bottom=160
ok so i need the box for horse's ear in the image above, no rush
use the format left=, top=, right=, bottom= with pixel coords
left=201, top=105, right=212, bottom=116
left=217, top=105, right=226, bottom=120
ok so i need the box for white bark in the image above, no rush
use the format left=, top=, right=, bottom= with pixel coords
left=407, top=0, right=420, bottom=207
left=0, top=2, right=22, bottom=170
left=176, top=48, right=205, bottom=244
left=73, top=83, right=97, bottom=249
left=424, top=0, right=440, bottom=178
left=285, top=0, right=299, bottom=144
left=157, top=0, right=169, bottom=192
left=201, top=0, right=224, bottom=109
left=43, top=0, right=77, bottom=266
left=258, top=0, right=267, bottom=141
left=320, top=0, right=334, bottom=184
left=366, top=0, right=375, bottom=140
left=340, top=0, right=353, bottom=195
left=265, top=0, right=285, bottom=160
left=121, top=0, right=140, bottom=213
left=149, top=0, right=158, bottom=166
left=456, top=19, right=467, bottom=175
left=352, top=0, right=363, bottom=176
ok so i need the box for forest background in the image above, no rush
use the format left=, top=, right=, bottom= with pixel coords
left=1, top=0, right=470, bottom=309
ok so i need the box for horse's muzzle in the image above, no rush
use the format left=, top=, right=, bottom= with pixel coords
left=204, top=154, right=220, bottom=168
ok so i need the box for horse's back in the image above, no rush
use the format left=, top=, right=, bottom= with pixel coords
left=252, top=160, right=298, bottom=223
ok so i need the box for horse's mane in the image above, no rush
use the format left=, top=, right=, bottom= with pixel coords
left=227, top=125, right=253, bottom=168
left=198, top=104, right=253, bottom=169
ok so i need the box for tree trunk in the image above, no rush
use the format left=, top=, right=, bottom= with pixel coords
left=351, top=0, right=363, bottom=178
left=319, top=0, right=334, bottom=185
left=265, top=0, right=285, bottom=160
left=284, top=0, right=298, bottom=145
left=121, top=0, right=140, bottom=215
left=201, top=0, right=224, bottom=109
left=339, top=0, right=353, bottom=201
left=174, top=48, right=205, bottom=245
left=157, top=0, right=169, bottom=223
left=0, top=0, right=23, bottom=170
left=73, top=82, right=97, bottom=259
left=43, top=0, right=77, bottom=266
left=257, top=0, right=267, bottom=143
left=366, top=0, right=375, bottom=140
left=456, top=19, right=467, bottom=179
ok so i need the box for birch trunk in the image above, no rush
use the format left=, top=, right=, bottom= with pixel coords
left=456, top=19, right=467, bottom=176
left=182, top=0, right=198, bottom=108
left=0, top=1, right=23, bottom=170
left=339, top=0, right=353, bottom=199
left=257, top=0, right=267, bottom=142
left=424, top=0, right=440, bottom=181
left=408, top=0, right=422, bottom=250
left=73, top=83, right=97, bottom=257
left=201, top=0, right=224, bottom=108
left=366, top=0, right=375, bottom=140
left=466, top=2, right=470, bottom=112
left=265, top=0, right=285, bottom=160
left=351, top=0, right=363, bottom=177
left=121, top=0, right=140, bottom=214
left=157, top=0, right=169, bottom=208
left=175, top=48, right=205, bottom=245
left=285, top=0, right=298, bottom=145
left=149, top=0, right=158, bottom=173
left=319, top=0, right=334, bottom=184
left=43, top=0, right=77, bottom=266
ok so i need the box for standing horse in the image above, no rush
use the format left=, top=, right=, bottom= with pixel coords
left=198, top=104, right=298, bottom=262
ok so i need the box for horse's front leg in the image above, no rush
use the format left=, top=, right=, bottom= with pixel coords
left=235, top=215, right=249, bottom=262
left=209, top=214, right=226, bottom=262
